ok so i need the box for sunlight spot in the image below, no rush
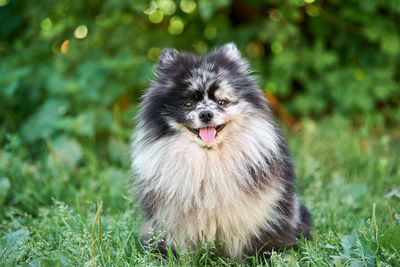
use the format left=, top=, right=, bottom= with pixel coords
left=180, top=0, right=196, bottom=13
left=74, top=25, right=88, bottom=39
left=144, top=1, right=158, bottom=15
left=149, top=10, right=164, bottom=23
left=158, top=0, right=176, bottom=15
left=305, top=4, right=321, bottom=16
left=0, top=0, right=9, bottom=7
left=60, top=40, right=69, bottom=54
left=147, top=47, right=162, bottom=61
left=193, top=41, right=208, bottom=54
left=271, top=42, right=283, bottom=54
left=168, top=16, right=184, bottom=35
left=246, top=42, right=264, bottom=58
left=41, top=18, right=52, bottom=31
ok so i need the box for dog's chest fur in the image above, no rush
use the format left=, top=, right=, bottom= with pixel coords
left=134, top=117, right=288, bottom=258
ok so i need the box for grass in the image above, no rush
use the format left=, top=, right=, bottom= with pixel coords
left=1, top=117, right=400, bottom=266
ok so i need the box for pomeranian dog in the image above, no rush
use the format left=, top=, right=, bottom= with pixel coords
left=131, top=43, right=311, bottom=259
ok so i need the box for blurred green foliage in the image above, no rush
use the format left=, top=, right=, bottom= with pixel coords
left=0, top=0, right=399, bottom=149
left=1, top=2, right=400, bottom=264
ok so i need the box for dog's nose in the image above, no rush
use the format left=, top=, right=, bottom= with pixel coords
left=199, top=110, right=214, bottom=122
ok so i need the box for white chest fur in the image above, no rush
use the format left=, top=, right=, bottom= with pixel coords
left=132, top=116, right=285, bottom=258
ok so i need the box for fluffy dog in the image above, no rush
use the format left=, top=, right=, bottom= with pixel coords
left=131, top=43, right=311, bottom=259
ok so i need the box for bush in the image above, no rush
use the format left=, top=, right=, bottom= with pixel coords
left=1, top=0, right=399, bottom=148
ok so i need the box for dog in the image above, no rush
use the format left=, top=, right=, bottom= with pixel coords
left=131, top=43, right=311, bottom=259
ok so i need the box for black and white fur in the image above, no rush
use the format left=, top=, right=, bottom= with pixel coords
left=131, top=43, right=311, bottom=259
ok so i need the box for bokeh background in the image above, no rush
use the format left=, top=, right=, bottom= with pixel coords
left=1, top=0, right=400, bottom=265
left=1, top=0, right=399, bottom=144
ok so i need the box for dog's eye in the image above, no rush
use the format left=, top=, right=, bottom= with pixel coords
left=184, top=101, right=194, bottom=108
left=218, top=99, right=229, bottom=106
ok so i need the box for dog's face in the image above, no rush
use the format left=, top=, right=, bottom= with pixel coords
left=140, top=44, right=268, bottom=148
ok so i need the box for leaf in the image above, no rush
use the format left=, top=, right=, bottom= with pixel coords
left=61, top=112, right=95, bottom=137
left=2, top=80, right=18, bottom=98
left=379, top=224, right=400, bottom=251
left=350, top=261, right=366, bottom=267
left=341, top=234, right=357, bottom=256
left=0, top=65, right=32, bottom=98
left=381, top=32, right=400, bottom=56
left=1, top=229, right=29, bottom=248
left=21, top=99, right=69, bottom=142
left=108, top=137, right=126, bottom=162
left=325, top=243, right=337, bottom=249
left=384, top=188, right=400, bottom=199
left=47, top=135, right=82, bottom=169
left=0, top=177, right=11, bottom=212
left=198, top=0, right=230, bottom=20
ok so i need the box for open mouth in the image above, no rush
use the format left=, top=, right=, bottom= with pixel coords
left=186, top=123, right=227, bottom=143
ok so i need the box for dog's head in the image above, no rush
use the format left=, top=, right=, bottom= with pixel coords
left=139, top=43, right=269, bottom=148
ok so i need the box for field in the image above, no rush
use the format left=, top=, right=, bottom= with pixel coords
left=1, top=1, right=399, bottom=265
left=1, top=117, right=399, bottom=266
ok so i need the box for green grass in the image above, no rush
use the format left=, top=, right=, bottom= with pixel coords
left=1, top=117, right=400, bottom=266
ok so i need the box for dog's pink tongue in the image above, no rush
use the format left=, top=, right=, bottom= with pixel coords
left=199, top=127, right=216, bottom=142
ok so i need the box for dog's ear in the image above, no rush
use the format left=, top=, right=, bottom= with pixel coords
left=157, top=48, right=179, bottom=70
left=218, top=43, right=242, bottom=61
left=218, top=43, right=249, bottom=73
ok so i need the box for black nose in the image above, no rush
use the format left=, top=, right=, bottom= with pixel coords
left=199, top=110, right=214, bottom=122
